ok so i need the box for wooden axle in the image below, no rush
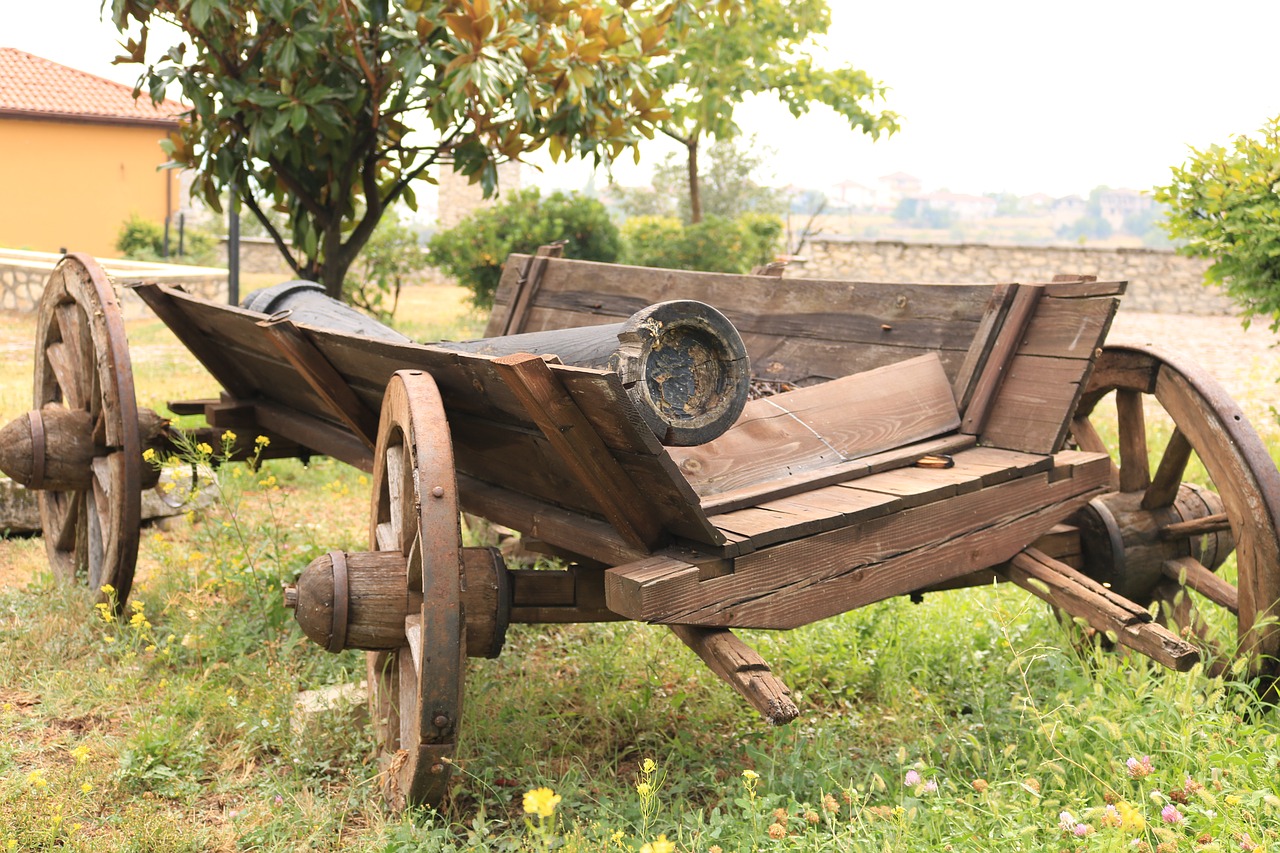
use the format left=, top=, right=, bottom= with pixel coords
left=284, top=547, right=509, bottom=658
left=0, top=404, right=166, bottom=491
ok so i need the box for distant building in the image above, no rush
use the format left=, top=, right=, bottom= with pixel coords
left=436, top=161, right=522, bottom=230
left=876, top=172, right=923, bottom=209
left=0, top=48, right=184, bottom=257
left=1097, top=188, right=1152, bottom=230
left=1050, top=195, right=1088, bottom=230
left=918, top=191, right=998, bottom=220
left=831, top=179, right=876, bottom=210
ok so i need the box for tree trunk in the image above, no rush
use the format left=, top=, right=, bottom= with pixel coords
left=686, top=138, right=702, bottom=224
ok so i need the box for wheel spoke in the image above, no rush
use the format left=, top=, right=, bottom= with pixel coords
left=1142, top=428, right=1192, bottom=510
left=385, top=442, right=405, bottom=545
left=88, top=457, right=112, bottom=590
left=1115, top=389, right=1150, bottom=492
left=53, top=490, right=84, bottom=551
left=1159, top=512, right=1232, bottom=540
left=1162, top=556, right=1239, bottom=614
left=45, top=342, right=84, bottom=409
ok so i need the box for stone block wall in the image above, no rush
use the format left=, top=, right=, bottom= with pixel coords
left=790, top=238, right=1230, bottom=315
left=0, top=249, right=228, bottom=318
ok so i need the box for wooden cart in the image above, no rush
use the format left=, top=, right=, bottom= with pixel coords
left=4, top=251, right=1278, bottom=811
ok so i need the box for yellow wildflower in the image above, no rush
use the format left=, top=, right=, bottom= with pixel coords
left=104, top=635, right=116, bottom=644
left=255, top=435, right=270, bottom=446
left=70, top=744, right=90, bottom=764
left=636, top=782, right=653, bottom=797
left=523, top=786, right=561, bottom=818
left=81, top=782, right=93, bottom=794
left=99, top=584, right=115, bottom=595
left=196, top=442, right=213, bottom=456
left=1117, top=801, right=1146, bottom=831
left=26, top=769, right=47, bottom=789
left=142, top=447, right=157, bottom=462
left=130, top=598, right=145, bottom=612
left=641, top=758, right=656, bottom=774
left=221, top=429, right=237, bottom=443
left=741, top=769, right=759, bottom=780
left=640, top=835, right=676, bottom=853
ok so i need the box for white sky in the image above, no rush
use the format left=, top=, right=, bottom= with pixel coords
left=6, top=0, right=1279, bottom=199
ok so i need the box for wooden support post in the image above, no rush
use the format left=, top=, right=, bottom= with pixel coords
left=258, top=317, right=381, bottom=449
left=669, top=625, right=799, bottom=725
left=503, top=242, right=565, bottom=336
left=491, top=353, right=667, bottom=551
left=1000, top=548, right=1200, bottom=671
left=960, top=284, right=1043, bottom=436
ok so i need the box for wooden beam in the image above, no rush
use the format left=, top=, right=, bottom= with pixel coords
left=607, top=452, right=1111, bottom=628
left=258, top=317, right=381, bottom=449
left=960, top=284, right=1043, bottom=436
left=490, top=353, right=666, bottom=551
left=1002, top=548, right=1200, bottom=671
left=668, top=625, right=799, bottom=725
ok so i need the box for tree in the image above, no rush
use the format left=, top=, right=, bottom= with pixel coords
left=615, top=136, right=783, bottom=222
left=111, top=0, right=685, bottom=298
left=1154, top=116, right=1280, bottom=329
left=657, top=0, right=898, bottom=222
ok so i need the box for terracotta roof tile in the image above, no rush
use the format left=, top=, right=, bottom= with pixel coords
left=0, top=47, right=182, bottom=126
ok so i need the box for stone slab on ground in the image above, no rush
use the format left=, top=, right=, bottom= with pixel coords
left=290, top=681, right=369, bottom=734
left=0, top=469, right=217, bottom=535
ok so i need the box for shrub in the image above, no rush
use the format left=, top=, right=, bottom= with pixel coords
left=115, top=213, right=221, bottom=266
left=344, top=211, right=428, bottom=322
left=623, top=214, right=782, bottom=273
left=427, top=188, right=621, bottom=309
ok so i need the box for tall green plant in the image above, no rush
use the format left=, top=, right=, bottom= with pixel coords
left=427, top=188, right=621, bottom=309
left=1155, top=115, right=1280, bottom=328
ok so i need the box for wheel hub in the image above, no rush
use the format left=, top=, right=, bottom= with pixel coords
left=1073, top=483, right=1230, bottom=602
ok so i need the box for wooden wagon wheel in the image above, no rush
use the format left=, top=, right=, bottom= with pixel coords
left=365, top=370, right=466, bottom=811
left=32, top=254, right=142, bottom=610
left=1071, top=344, right=1280, bottom=698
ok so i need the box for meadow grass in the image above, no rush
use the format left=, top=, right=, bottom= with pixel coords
left=1, top=288, right=1278, bottom=851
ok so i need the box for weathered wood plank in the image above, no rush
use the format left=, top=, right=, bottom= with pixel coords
left=670, top=354, right=959, bottom=499
left=668, top=625, right=799, bottom=725
left=952, top=284, right=1016, bottom=412
left=960, top=284, right=1043, bottom=435
left=1003, top=548, right=1200, bottom=671
left=978, top=355, right=1092, bottom=454
left=491, top=354, right=667, bottom=551
left=608, top=451, right=1111, bottom=627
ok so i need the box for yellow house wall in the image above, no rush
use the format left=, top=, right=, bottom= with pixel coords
left=0, top=117, right=175, bottom=258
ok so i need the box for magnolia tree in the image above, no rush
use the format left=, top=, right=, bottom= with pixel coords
left=110, top=0, right=689, bottom=298
left=1155, top=116, right=1280, bottom=329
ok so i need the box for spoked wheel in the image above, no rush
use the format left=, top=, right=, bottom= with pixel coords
left=366, top=370, right=466, bottom=811
left=33, top=254, right=142, bottom=609
left=1071, top=344, right=1280, bottom=698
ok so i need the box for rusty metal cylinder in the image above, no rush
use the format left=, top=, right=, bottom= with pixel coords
left=440, top=300, right=751, bottom=446
left=284, top=547, right=509, bottom=658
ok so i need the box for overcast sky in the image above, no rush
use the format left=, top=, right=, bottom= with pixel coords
left=6, top=0, right=1279, bottom=199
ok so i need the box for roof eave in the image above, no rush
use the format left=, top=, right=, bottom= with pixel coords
left=0, top=107, right=181, bottom=130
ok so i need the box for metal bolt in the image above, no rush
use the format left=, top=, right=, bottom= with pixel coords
left=431, top=486, right=445, bottom=498
left=430, top=763, right=445, bottom=775
left=434, top=714, right=449, bottom=728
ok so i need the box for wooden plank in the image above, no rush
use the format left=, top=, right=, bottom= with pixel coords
left=131, top=283, right=257, bottom=400
left=960, top=284, right=1043, bottom=435
left=952, top=283, right=1016, bottom=412
left=1162, top=556, right=1239, bottom=613
left=1041, top=279, right=1126, bottom=299
left=978, top=355, right=1091, bottom=454
left=259, top=317, right=381, bottom=449
left=490, top=353, right=667, bottom=551
left=668, top=625, right=799, bottom=725
left=457, top=474, right=647, bottom=567
left=607, top=451, right=1111, bottom=627
left=1003, top=549, right=1200, bottom=671
left=698, top=433, right=976, bottom=515
left=1017, top=295, right=1117, bottom=360
left=671, top=354, right=959, bottom=499
left=252, top=400, right=374, bottom=471
left=486, top=256, right=1003, bottom=385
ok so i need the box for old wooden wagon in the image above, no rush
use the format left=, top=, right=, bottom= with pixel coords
left=3, top=251, right=1277, bottom=810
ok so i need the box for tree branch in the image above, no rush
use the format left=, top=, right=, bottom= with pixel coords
left=238, top=189, right=304, bottom=279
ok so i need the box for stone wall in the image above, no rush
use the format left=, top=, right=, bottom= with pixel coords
left=790, top=238, right=1230, bottom=315
left=436, top=161, right=523, bottom=230
left=216, top=236, right=296, bottom=278
left=0, top=249, right=228, bottom=318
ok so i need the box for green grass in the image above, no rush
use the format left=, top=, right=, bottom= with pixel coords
left=2, top=286, right=1280, bottom=850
